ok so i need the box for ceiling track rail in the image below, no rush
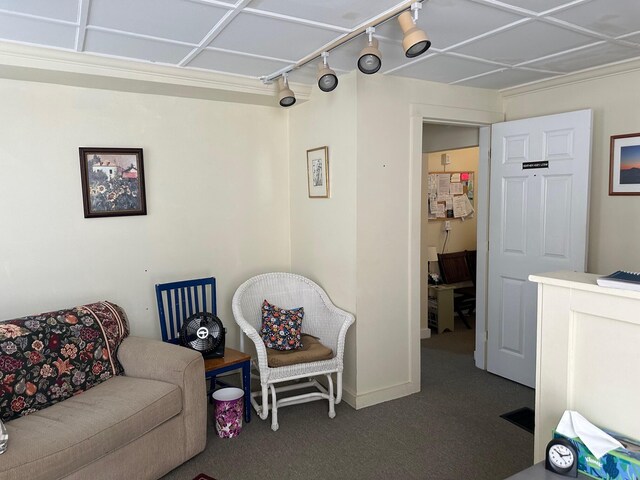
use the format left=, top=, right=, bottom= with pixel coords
left=260, top=0, right=425, bottom=84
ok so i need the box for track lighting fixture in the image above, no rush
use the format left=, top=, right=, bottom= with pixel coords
left=398, top=3, right=430, bottom=58
left=357, top=27, right=382, bottom=75
left=277, top=74, right=296, bottom=107
left=266, top=2, right=432, bottom=107
left=317, top=52, right=338, bottom=92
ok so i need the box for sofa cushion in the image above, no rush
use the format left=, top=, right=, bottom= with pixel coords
left=0, top=375, right=181, bottom=480
left=0, top=301, right=129, bottom=422
left=266, top=334, right=333, bottom=367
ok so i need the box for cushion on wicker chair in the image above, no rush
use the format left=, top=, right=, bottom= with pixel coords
left=260, top=300, right=304, bottom=351
left=266, top=335, right=333, bottom=368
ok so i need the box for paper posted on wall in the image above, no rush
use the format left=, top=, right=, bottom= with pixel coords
left=450, top=183, right=463, bottom=195
left=464, top=195, right=474, bottom=216
left=437, top=174, right=450, bottom=195
left=452, top=196, right=467, bottom=218
left=452, top=195, right=475, bottom=219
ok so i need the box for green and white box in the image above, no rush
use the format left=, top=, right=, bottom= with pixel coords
left=553, top=429, right=640, bottom=479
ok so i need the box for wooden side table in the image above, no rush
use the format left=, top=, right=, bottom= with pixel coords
left=204, top=348, right=252, bottom=423
left=428, top=281, right=474, bottom=334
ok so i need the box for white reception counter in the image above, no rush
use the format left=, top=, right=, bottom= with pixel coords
left=529, top=271, right=640, bottom=462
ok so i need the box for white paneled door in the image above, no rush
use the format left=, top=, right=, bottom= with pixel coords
left=487, top=110, right=592, bottom=388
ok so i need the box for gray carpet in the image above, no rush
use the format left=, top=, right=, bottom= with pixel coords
left=163, top=323, right=534, bottom=480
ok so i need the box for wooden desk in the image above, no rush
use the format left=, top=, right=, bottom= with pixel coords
left=204, top=348, right=251, bottom=423
left=428, top=281, right=473, bottom=334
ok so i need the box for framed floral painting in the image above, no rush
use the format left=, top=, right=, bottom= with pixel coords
left=79, top=147, right=147, bottom=218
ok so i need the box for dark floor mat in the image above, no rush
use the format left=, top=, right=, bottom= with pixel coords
left=500, top=407, right=535, bottom=434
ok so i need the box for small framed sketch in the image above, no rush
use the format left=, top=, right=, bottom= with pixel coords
left=610, top=133, right=640, bottom=195
left=79, top=147, right=147, bottom=218
left=307, top=146, right=329, bottom=198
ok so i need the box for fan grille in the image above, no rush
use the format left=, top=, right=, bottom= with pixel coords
left=180, top=312, right=223, bottom=353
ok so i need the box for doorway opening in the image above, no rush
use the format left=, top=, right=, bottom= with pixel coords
left=420, top=123, right=480, bottom=357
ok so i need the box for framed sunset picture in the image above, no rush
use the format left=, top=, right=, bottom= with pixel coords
left=610, top=133, right=640, bottom=195
left=79, top=147, right=147, bottom=217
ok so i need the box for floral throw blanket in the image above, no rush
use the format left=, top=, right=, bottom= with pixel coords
left=0, top=301, right=129, bottom=422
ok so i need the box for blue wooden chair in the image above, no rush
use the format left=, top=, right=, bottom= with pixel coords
left=155, top=277, right=218, bottom=344
left=155, top=277, right=251, bottom=421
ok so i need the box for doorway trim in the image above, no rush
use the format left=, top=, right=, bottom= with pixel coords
left=409, top=103, right=503, bottom=386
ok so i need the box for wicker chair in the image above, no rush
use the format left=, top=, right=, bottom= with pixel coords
left=232, top=272, right=354, bottom=431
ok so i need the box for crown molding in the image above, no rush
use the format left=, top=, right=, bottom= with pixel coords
left=500, top=56, right=640, bottom=98
left=0, top=41, right=312, bottom=106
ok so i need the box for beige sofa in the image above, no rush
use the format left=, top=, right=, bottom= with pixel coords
left=0, top=336, right=206, bottom=480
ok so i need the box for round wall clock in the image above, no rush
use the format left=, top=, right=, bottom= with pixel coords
left=545, top=438, right=578, bottom=477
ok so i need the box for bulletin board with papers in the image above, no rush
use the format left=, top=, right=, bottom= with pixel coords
left=427, top=171, right=475, bottom=221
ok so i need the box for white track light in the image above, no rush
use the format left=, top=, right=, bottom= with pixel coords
left=358, top=27, right=382, bottom=75
left=278, top=74, right=296, bottom=107
left=317, top=52, right=338, bottom=92
left=398, top=3, right=430, bottom=58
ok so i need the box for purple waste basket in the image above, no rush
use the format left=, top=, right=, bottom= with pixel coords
left=212, top=387, right=244, bottom=438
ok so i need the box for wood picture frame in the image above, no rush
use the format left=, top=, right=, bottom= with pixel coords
left=79, top=147, right=147, bottom=218
left=307, top=146, right=329, bottom=198
left=610, top=132, right=640, bottom=195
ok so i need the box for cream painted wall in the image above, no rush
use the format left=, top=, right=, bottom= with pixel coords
left=422, top=124, right=479, bottom=153
left=502, top=68, right=640, bottom=274
left=288, top=73, right=358, bottom=401
left=355, top=74, right=501, bottom=406
left=0, top=78, right=290, bottom=348
left=420, top=147, right=479, bottom=331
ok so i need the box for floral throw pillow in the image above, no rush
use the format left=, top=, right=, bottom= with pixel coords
left=260, top=300, right=304, bottom=351
left=0, top=301, right=129, bottom=422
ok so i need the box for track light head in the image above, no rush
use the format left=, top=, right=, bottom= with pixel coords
left=277, top=75, right=296, bottom=107
left=358, top=29, right=382, bottom=75
left=398, top=9, right=431, bottom=58
left=317, top=52, right=338, bottom=92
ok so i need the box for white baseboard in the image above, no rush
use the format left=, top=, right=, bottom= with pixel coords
left=420, top=328, right=431, bottom=339
left=341, top=386, right=357, bottom=409
left=342, top=381, right=420, bottom=410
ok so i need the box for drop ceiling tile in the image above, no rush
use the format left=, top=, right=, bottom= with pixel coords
left=524, top=42, right=640, bottom=73
left=248, top=0, right=401, bottom=29
left=0, top=12, right=76, bottom=49
left=189, top=48, right=291, bottom=77
left=287, top=63, right=320, bottom=84
left=393, top=54, right=501, bottom=83
left=454, top=20, right=596, bottom=65
left=622, top=32, right=640, bottom=45
left=551, top=0, right=640, bottom=37
left=84, top=29, right=195, bottom=64
left=497, top=0, right=569, bottom=13
left=88, top=0, right=230, bottom=44
left=210, top=12, right=339, bottom=61
left=374, top=0, right=525, bottom=49
left=457, top=68, right=557, bottom=89
left=0, top=0, right=79, bottom=22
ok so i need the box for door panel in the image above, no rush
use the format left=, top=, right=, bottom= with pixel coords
left=500, top=276, right=525, bottom=355
left=503, top=177, right=528, bottom=254
left=542, top=175, right=572, bottom=258
left=487, top=109, right=592, bottom=387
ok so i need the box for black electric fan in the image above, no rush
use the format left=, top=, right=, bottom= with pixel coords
left=179, top=312, right=225, bottom=359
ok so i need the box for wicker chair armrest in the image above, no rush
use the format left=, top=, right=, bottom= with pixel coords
left=233, top=309, right=270, bottom=377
